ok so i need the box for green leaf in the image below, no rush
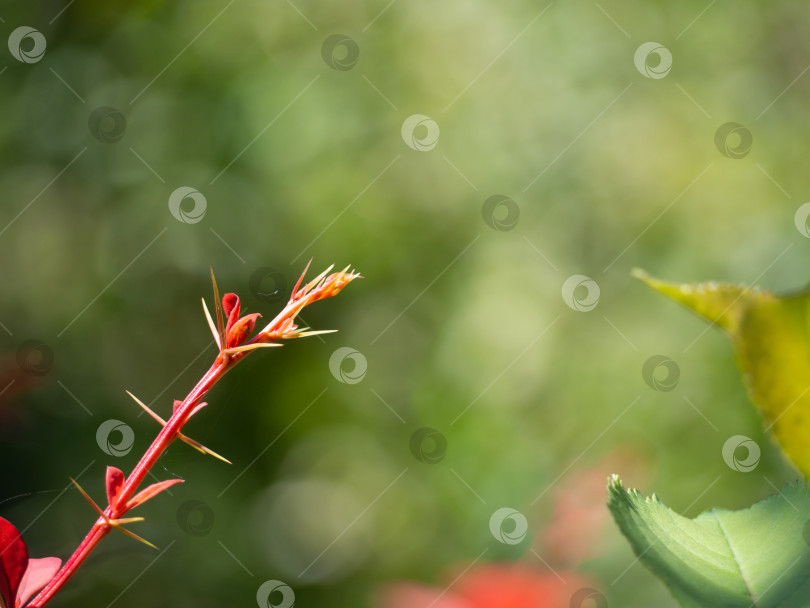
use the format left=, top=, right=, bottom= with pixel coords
left=608, top=476, right=810, bottom=607
left=633, top=268, right=810, bottom=477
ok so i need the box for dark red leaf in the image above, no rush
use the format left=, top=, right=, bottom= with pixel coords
left=0, top=517, right=28, bottom=608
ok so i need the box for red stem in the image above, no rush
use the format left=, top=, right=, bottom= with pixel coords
left=28, top=355, right=236, bottom=607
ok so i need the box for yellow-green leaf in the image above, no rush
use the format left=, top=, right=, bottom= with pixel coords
left=633, top=268, right=810, bottom=477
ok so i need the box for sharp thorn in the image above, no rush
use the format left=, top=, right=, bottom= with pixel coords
left=70, top=477, right=105, bottom=518
left=126, top=391, right=167, bottom=427
left=202, top=298, right=222, bottom=349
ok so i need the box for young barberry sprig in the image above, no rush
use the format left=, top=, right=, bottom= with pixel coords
left=27, top=262, right=359, bottom=608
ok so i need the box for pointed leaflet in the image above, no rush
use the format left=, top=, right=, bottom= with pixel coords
left=184, top=401, right=208, bottom=419
left=222, top=293, right=240, bottom=334
left=0, top=518, right=27, bottom=608
left=105, top=466, right=125, bottom=509
left=171, top=398, right=208, bottom=418
left=608, top=476, right=810, bottom=607
left=226, top=313, right=260, bottom=348
left=633, top=269, right=810, bottom=477
left=126, top=479, right=184, bottom=511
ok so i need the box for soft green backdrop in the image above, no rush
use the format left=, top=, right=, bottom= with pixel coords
left=1, top=1, right=808, bottom=606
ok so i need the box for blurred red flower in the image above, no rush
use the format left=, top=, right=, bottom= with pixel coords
left=377, top=447, right=646, bottom=608
left=0, top=517, right=61, bottom=608
left=378, top=563, right=592, bottom=608
left=538, top=446, right=648, bottom=566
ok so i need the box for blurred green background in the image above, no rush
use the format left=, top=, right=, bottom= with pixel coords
left=1, top=1, right=808, bottom=606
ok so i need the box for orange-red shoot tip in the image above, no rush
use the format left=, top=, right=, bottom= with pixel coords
left=207, top=263, right=360, bottom=352
left=252, top=263, right=360, bottom=341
